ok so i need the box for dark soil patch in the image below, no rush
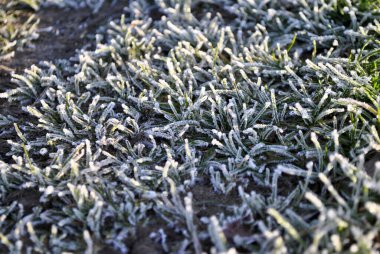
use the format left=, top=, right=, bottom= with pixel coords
left=4, top=188, right=40, bottom=213
left=191, top=184, right=242, bottom=218
left=365, top=151, right=380, bottom=177
left=130, top=225, right=163, bottom=254
left=190, top=177, right=291, bottom=219
left=118, top=218, right=182, bottom=254
left=192, top=1, right=237, bottom=22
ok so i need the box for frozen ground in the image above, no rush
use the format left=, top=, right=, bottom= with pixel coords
left=1, top=0, right=380, bottom=253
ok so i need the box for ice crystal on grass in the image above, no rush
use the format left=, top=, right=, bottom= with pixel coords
left=1, top=0, right=380, bottom=253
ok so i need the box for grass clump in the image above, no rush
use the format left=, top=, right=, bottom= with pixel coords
left=0, top=0, right=39, bottom=61
left=1, top=0, right=380, bottom=253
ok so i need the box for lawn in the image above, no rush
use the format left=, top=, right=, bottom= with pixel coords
left=1, top=0, right=380, bottom=253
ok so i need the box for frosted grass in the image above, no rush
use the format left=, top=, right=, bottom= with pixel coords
left=1, top=0, right=380, bottom=253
